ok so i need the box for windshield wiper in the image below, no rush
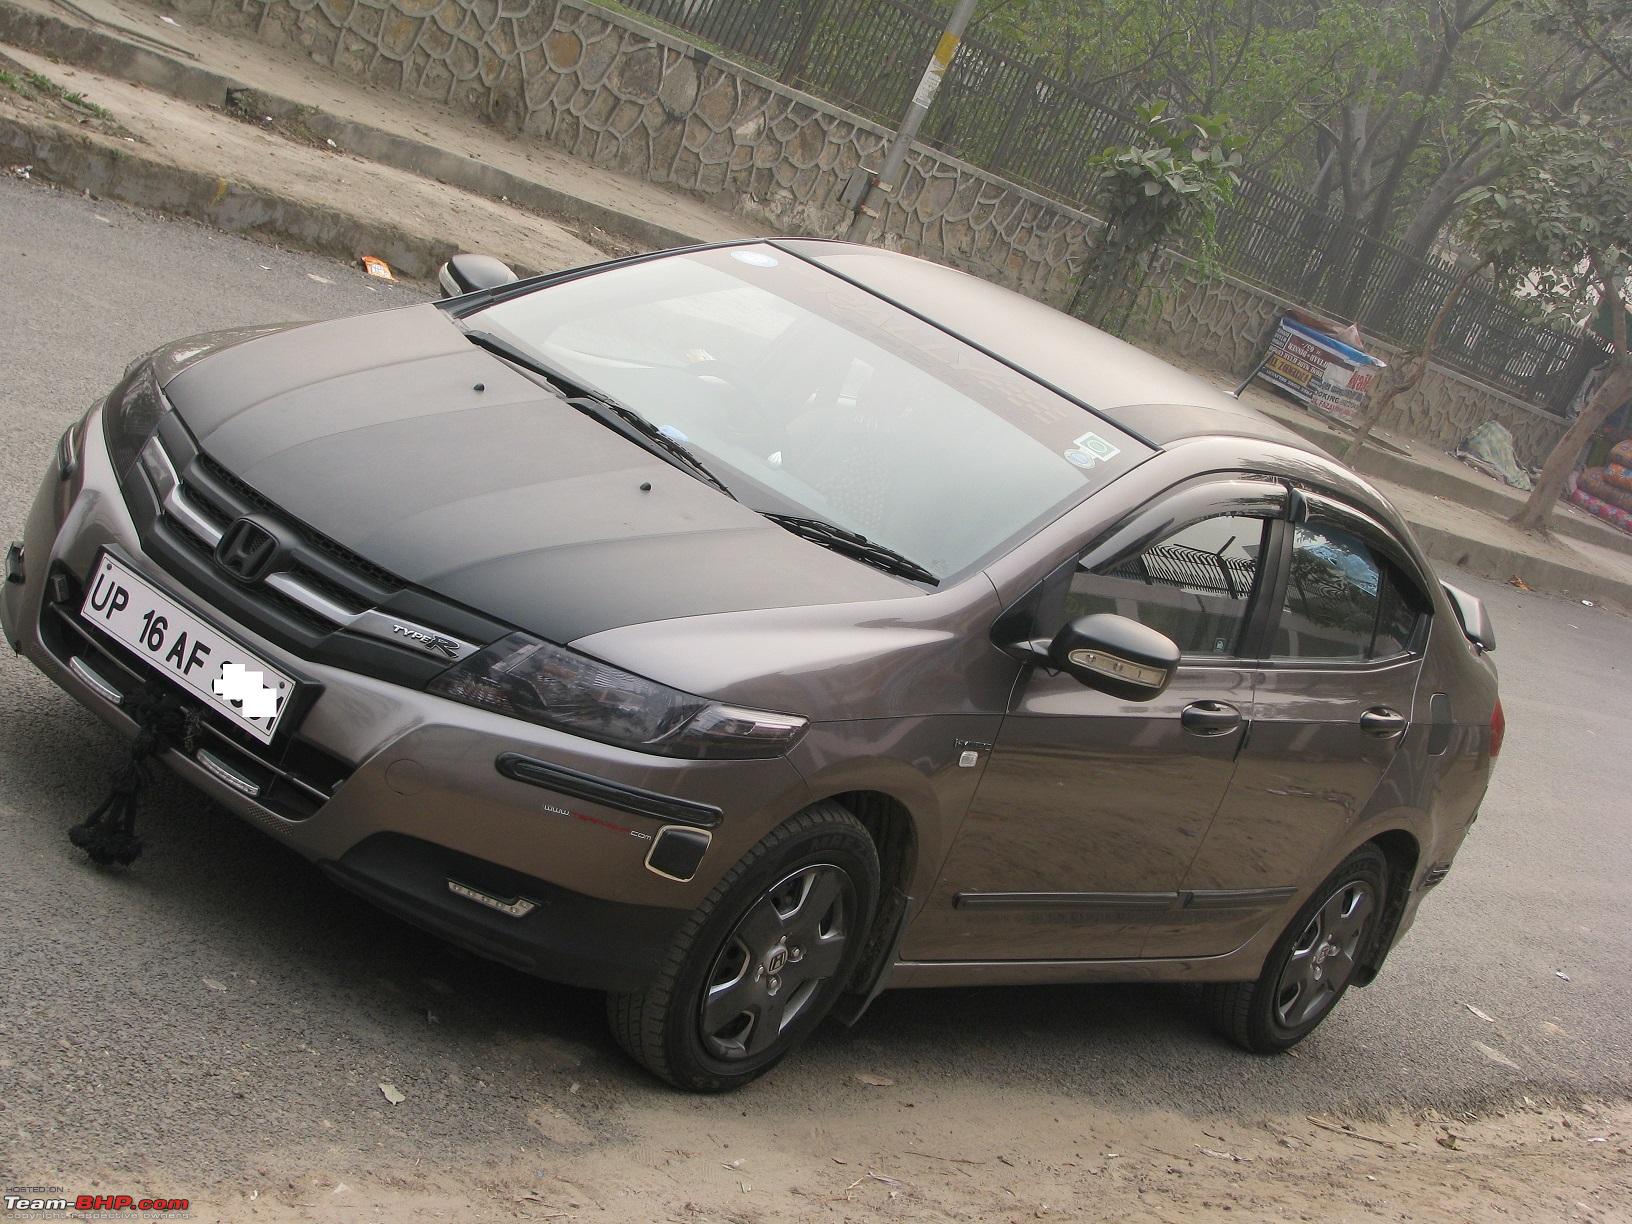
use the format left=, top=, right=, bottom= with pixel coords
left=462, top=328, right=735, bottom=500
left=761, top=513, right=939, bottom=586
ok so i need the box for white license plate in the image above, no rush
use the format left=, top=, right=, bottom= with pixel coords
left=79, top=552, right=297, bottom=744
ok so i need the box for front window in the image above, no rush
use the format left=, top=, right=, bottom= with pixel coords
left=464, top=245, right=1150, bottom=581
left=1066, top=514, right=1271, bottom=657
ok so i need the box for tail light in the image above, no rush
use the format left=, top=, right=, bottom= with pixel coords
left=1489, top=698, right=1505, bottom=759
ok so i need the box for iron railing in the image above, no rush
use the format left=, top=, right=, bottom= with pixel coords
left=611, top=0, right=1601, bottom=414
left=1109, top=543, right=1259, bottom=601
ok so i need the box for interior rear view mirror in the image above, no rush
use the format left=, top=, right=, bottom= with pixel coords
left=438, top=253, right=519, bottom=299
left=1048, top=613, right=1180, bottom=701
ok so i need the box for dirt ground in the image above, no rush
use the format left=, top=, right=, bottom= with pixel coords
left=0, top=44, right=612, bottom=277
left=25, top=1092, right=1627, bottom=1222
left=0, top=50, right=132, bottom=140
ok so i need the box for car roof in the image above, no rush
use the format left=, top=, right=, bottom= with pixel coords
left=774, top=239, right=1315, bottom=454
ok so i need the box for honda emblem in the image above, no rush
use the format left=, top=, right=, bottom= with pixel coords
left=214, top=518, right=280, bottom=583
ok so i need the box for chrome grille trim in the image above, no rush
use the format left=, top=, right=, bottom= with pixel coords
left=166, top=484, right=225, bottom=546
left=264, top=571, right=361, bottom=623
left=144, top=438, right=483, bottom=663
left=69, top=654, right=125, bottom=705
left=196, top=748, right=264, bottom=798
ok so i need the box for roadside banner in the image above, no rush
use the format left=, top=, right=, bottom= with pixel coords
left=1255, top=316, right=1386, bottom=426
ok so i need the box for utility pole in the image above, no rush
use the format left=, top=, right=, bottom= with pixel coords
left=845, top=0, right=980, bottom=243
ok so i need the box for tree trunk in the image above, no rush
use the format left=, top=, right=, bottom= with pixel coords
left=1340, top=260, right=1486, bottom=464
left=1394, top=152, right=1493, bottom=257
left=1509, top=359, right=1632, bottom=534
left=1513, top=254, right=1631, bottom=535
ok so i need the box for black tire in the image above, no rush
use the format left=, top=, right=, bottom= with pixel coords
left=608, top=801, right=881, bottom=1092
left=1203, top=843, right=1389, bottom=1054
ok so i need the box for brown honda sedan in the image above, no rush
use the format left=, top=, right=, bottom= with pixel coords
left=2, top=241, right=1501, bottom=1091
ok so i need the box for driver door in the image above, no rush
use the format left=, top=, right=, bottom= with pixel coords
left=903, top=480, right=1288, bottom=962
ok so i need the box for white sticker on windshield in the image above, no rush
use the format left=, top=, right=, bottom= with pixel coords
left=731, top=249, right=779, bottom=268
left=1064, top=431, right=1121, bottom=469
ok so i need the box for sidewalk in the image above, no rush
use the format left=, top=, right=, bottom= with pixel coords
left=3, top=0, right=1629, bottom=609
left=0, top=0, right=753, bottom=277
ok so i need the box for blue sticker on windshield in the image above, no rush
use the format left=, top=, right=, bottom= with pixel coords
left=731, top=249, right=779, bottom=268
left=1064, top=431, right=1121, bottom=469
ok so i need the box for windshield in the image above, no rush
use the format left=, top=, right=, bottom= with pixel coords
left=468, top=245, right=1150, bottom=580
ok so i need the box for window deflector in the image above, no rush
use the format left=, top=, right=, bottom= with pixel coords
left=1298, top=492, right=1430, bottom=596
left=1075, top=479, right=1289, bottom=577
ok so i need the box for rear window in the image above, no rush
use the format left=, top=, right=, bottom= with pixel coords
left=1274, top=522, right=1422, bottom=660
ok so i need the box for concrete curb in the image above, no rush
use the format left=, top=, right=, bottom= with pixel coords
left=0, top=113, right=468, bottom=278
left=0, top=0, right=706, bottom=253
left=1411, top=522, right=1632, bottom=611
left=0, top=2, right=240, bottom=106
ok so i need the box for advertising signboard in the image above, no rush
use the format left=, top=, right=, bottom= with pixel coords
left=1255, top=316, right=1385, bottom=427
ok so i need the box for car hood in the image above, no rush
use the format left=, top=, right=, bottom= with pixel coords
left=157, top=304, right=910, bottom=643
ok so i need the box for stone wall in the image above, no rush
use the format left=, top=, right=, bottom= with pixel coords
left=1128, top=257, right=1571, bottom=467
left=167, top=0, right=1570, bottom=462
left=172, top=0, right=1096, bottom=302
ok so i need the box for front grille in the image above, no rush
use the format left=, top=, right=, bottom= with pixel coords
left=179, top=456, right=398, bottom=612
left=158, top=475, right=359, bottom=633
left=197, top=454, right=401, bottom=591
left=123, top=418, right=497, bottom=688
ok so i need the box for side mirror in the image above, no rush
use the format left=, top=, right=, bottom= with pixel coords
left=437, top=253, right=519, bottom=299
left=1441, top=580, right=1495, bottom=652
left=1047, top=613, right=1180, bottom=701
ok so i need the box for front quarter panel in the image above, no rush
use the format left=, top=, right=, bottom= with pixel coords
left=787, top=711, right=1007, bottom=910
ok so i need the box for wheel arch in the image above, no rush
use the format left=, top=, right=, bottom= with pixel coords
left=820, top=789, right=919, bottom=1020
left=1354, top=826, right=1420, bottom=986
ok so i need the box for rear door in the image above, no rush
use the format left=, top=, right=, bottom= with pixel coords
left=1157, top=494, right=1431, bottom=957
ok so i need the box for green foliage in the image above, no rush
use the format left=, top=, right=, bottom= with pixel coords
left=1530, top=0, right=1632, bottom=79
left=1072, top=105, right=1241, bottom=332
left=1461, top=95, right=1632, bottom=332
left=950, top=0, right=1630, bottom=250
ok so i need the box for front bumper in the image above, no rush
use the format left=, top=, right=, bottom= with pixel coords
left=3, top=405, right=813, bottom=991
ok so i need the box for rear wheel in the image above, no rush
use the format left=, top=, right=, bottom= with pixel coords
left=1203, top=844, right=1389, bottom=1053
left=608, top=802, right=880, bottom=1091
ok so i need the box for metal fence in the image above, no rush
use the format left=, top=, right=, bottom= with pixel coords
left=614, top=0, right=1601, bottom=414
left=1110, top=543, right=1259, bottom=601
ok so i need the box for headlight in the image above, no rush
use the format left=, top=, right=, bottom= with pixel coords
left=102, top=361, right=169, bottom=479
left=427, top=632, right=807, bottom=760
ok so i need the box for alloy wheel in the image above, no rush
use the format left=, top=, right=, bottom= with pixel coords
left=698, top=863, right=855, bottom=1062
left=1273, top=879, right=1375, bottom=1031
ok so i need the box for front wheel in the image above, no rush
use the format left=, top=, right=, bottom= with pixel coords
left=1202, top=843, right=1389, bottom=1054
left=608, top=802, right=880, bottom=1091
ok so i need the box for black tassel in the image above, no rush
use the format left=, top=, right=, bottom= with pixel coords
left=69, top=689, right=190, bottom=868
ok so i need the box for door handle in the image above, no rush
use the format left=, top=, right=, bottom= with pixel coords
left=1360, top=707, right=1407, bottom=738
left=1181, top=700, right=1241, bottom=736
